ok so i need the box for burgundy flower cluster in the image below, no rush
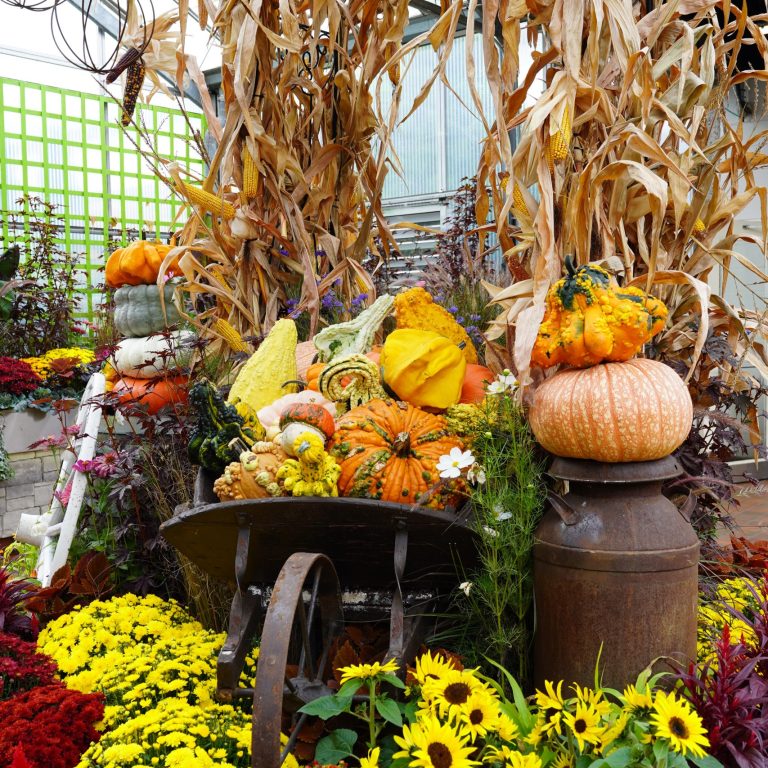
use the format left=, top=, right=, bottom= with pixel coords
left=0, top=632, right=57, bottom=703
left=0, top=684, right=105, bottom=768
left=0, top=357, right=41, bottom=396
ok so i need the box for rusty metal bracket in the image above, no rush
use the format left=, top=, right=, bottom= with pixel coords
left=387, top=520, right=409, bottom=663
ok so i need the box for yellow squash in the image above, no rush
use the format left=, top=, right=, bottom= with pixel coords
left=532, top=257, right=668, bottom=369
left=380, top=328, right=467, bottom=410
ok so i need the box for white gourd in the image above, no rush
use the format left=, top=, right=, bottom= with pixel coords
left=112, top=330, right=196, bottom=378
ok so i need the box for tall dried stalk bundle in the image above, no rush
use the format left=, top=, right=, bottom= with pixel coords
left=462, top=0, right=768, bottom=403
left=163, top=0, right=423, bottom=342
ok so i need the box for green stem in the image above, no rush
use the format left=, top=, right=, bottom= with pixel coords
left=368, top=680, right=377, bottom=750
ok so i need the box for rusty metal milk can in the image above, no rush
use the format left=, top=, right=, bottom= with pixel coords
left=533, top=456, right=699, bottom=690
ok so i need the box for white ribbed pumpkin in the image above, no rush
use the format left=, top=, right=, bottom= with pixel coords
left=112, top=330, right=196, bottom=378
left=529, top=359, right=693, bottom=462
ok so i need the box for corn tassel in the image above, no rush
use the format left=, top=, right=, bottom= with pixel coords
left=179, top=181, right=236, bottom=219
left=693, top=218, right=706, bottom=234
left=546, top=106, right=571, bottom=173
left=214, top=318, right=250, bottom=353
left=120, top=60, right=145, bottom=127
left=242, top=147, right=259, bottom=200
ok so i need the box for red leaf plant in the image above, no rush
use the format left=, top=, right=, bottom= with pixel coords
left=0, top=567, right=39, bottom=640
left=0, top=631, right=58, bottom=702
left=673, top=577, right=768, bottom=768
left=0, top=358, right=41, bottom=396
left=0, top=685, right=104, bottom=768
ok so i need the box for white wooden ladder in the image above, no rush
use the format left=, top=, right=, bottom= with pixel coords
left=16, top=372, right=106, bottom=587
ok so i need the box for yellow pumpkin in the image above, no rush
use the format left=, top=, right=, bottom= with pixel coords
left=529, top=359, right=692, bottom=462
left=380, top=329, right=467, bottom=410
left=105, top=241, right=181, bottom=288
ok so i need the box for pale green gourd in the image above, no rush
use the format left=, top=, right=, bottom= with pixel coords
left=114, top=283, right=182, bottom=337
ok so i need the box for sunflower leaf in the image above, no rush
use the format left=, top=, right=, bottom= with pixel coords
left=298, top=694, right=352, bottom=719
left=314, top=729, right=358, bottom=765
left=379, top=673, right=406, bottom=690
left=375, top=695, right=403, bottom=726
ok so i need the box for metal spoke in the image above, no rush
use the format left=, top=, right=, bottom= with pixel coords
left=280, top=713, right=309, bottom=766
left=295, top=592, right=315, bottom=681
left=297, top=564, right=322, bottom=680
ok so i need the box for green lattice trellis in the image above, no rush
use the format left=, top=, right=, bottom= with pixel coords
left=0, top=77, right=205, bottom=317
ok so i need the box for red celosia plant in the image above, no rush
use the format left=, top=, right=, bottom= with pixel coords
left=0, top=567, right=38, bottom=640
left=0, top=685, right=104, bottom=768
left=0, top=631, right=58, bottom=702
left=673, top=579, right=768, bottom=768
left=9, top=747, right=32, bottom=768
left=0, top=357, right=41, bottom=396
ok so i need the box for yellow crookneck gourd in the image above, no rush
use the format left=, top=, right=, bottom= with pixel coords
left=276, top=431, right=341, bottom=497
left=531, top=257, right=668, bottom=369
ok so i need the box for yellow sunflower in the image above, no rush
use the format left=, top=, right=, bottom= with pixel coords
left=649, top=691, right=709, bottom=759
left=534, top=680, right=565, bottom=736
left=563, top=700, right=602, bottom=752
left=338, top=658, right=399, bottom=685
left=622, top=683, right=653, bottom=711
left=458, top=689, right=500, bottom=741
left=551, top=754, right=575, bottom=768
left=571, top=683, right=610, bottom=717
left=393, top=716, right=478, bottom=768
left=411, top=650, right=459, bottom=687
left=600, top=710, right=630, bottom=750
left=360, top=746, right=380, bottom=768
left=494, top=712, right=520, bottom=742
left=421, top=669, right=486, bottom=718
left=483, top=745, right=542, bottom=768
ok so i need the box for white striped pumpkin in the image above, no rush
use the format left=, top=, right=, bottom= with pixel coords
left=529, top=359, right=692, bottom=462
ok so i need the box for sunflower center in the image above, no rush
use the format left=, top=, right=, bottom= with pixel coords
left=427, top=742, right=453, bottom=768
left=669, top=716, right=690, bottom=739
left=574, top=718, right=587, bottom=734
left=469, top=708, right=483, bottom=724
left=444, top=682, right=471, bottom=704
left=545, top=707, right=560, bottom=721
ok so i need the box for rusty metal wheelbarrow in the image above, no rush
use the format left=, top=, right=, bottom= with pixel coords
left=160, top=470, right=476, bottom=768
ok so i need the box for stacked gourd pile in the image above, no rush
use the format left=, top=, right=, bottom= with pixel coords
left=187, top=287, right=495, bottom=506
left=528, top=258, right=693, bottom=462
left=105, top=240, right=192, bottom=414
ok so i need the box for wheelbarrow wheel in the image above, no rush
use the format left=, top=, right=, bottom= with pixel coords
left=252, top=552, right=344, bottom=768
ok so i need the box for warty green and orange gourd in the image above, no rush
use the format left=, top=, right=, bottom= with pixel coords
left=531, top=257, right=668, bottom=369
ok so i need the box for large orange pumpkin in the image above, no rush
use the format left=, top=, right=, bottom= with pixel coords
left=329, top=398, right=464, bottom=506
left=528, top=359, right=692, bottom=462
left=105, top=241, right=182, bottom=288
left=113, top=375, right=189, bottom=414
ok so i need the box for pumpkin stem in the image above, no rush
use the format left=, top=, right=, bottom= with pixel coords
left=393, top=431, right=411, bottom=456
left=565, top=254, right=577, bottom=277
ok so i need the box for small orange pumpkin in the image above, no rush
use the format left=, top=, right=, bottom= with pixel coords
left=105, top=241, right=182, bottom=288
left=113, top=375, right=189, bottom=414
left=329, top=398, right=464, bottom=507
left=460, top=364, right=494, bottom=404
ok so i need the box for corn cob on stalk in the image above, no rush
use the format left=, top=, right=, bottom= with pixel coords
left=241, top=147, right=259, bottom=200
left=693, top=218, right=706, bottom=234
left=178, top=181, right=236, bottom=219
left=512, top=183, right=529, bottom=216
left=546, top=106, right=571, bottom=173
left=120, top=59, right=145, bottom=127
left=214, top=318, right=250, bottom=353
left=106, top=48, right=142, bottom=84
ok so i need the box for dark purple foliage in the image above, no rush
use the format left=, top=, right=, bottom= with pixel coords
left=0, top=569, right=38, bottom=641
left=673, top=579, right=768, bottom=768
